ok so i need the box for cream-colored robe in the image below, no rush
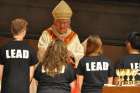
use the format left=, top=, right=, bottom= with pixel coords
left=38, top=26, right=84, bottom=66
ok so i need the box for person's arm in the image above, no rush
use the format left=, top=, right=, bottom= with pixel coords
left=70, top=35, right=84, bottom=67
left=38, top=31, right=50, bottom=62
left=0, top=49, right=4, bottom=81
left=37, top=48, right=46, bottom=62
left=76, top=75, right=84, bottom=93
left=0, top=64, right=4, bottom=80
left=29, top=47, right=38, bottom=82
left=107, top=77, right=113, bottom=84
left=113, top=77, right=120, bottom=85
left=29, top=65, right=35, bottom=82
left=82, top=37, right=88, bottom=55
left=107, top=59, right=115, bottom=85
left=76, top=58, right=85, bottom=93
left=70, top=80, right=76, bottom=93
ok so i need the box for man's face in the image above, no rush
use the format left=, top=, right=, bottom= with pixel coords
left=54, top=19, right=71, bottom=34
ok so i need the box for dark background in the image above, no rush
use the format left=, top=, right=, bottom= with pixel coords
left=1, top=0, right=140, bottom=45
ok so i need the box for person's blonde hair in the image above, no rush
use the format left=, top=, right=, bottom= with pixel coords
left=86, top=35, right=103, bottom=56
left=41, top=40, right=68, bottom=77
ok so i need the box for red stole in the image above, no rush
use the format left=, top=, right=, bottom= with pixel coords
left=46, top=28, right=76, bottom=45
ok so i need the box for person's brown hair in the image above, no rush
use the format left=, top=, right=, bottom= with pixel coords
left=86, top=35, right=103, bottom=56
left=11, top=18, right=28, bottom=35
left=41, top=40, right=68, bottom=77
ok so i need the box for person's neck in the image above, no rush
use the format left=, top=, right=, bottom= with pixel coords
left=128, top=49, right=140, bottom=54
left=89, top=52, right=99, bottom=56
left=13, top=36, right=24, bottom=41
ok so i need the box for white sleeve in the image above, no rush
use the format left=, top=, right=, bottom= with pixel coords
left=82, top=38, right=88, bottom=54
left=70, top=35, right=84, bottom=66
left=38, top=31, right=50, bottom=49
left=37, top=31, right=51, bottom=62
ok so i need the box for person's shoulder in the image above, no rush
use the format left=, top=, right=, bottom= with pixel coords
left=115, top=55, right=130, bottom=66
left=128, top=54, right=140, bottom=58
left=70, top=30, right=76, bottom=34
left=121, top=54, right=140, bottom=62
left=20, top=42, right=36, bottom=51
left=42, top=27, right=56, bottom=37
left=27, top=46, right=36, bottom=53
left=118, top=54, right=133, bottom=62
left=79, top=56, right=91, bottom=63
left=0, top=41, right=15, bottom=49
left=115, top=56, right=128, bottom=68
left=98, top=55, right=112, bottom=62
left=67, top=29, right=76, bottom=36
left=68, top=28, right=77, bottom=35
left=20, top=41, right=31, bottom=47
left=82, top=56, right=90, bottom=59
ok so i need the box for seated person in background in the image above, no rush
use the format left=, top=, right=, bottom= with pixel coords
left=34, top=40, right=76, bottom=93
left=76, top=35, right=114, bottom=93
left=115, top=32, right=140, bottom=84
left=0, top=18, right=38, bottom=93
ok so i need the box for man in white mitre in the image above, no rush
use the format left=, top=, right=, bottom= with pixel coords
left=38, top=0, right=84, bottom=66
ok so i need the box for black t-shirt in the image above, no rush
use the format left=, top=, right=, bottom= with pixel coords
left=0, top=41, right=38, bottom=93
left=34, top=64, right=76, bottom=92
left=115, top=54, right=140, bottom=80
left=77, top=55, right=114, bottom=92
